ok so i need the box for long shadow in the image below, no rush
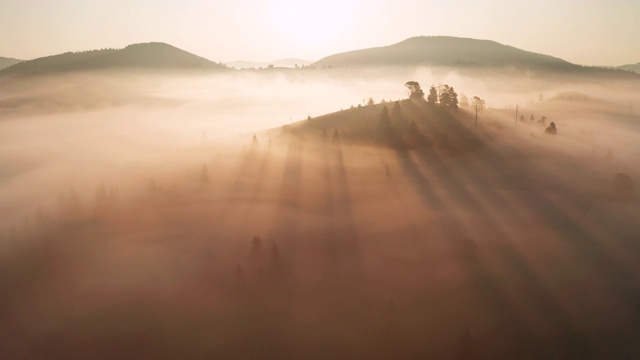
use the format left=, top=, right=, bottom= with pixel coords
left=249, top=144, right=273, bottom=202
left=385, top=120, right=543, bottom=357
left=272, top=135, right=304, bottom=255
left=470, top=144, right=640, bottom=354
left=404, top=100, right=637, bottom=357
left=226, top=137, right=303, bottom=360
left=388, top=104, right=604, bottom=358
left=330, top=139, right=362, bottom=271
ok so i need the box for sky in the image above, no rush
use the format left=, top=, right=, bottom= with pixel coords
left=1, top=0, right=639, bottom=66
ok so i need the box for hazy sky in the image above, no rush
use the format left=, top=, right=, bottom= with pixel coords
left=1, top=0, right=639, bottom=66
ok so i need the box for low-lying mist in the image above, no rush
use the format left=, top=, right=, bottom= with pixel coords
left=1, top=67, right=639, bottom=359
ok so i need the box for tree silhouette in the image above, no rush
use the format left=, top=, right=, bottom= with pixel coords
left=448, top=86, right=459, bottom=109
left=471, top=96, right=485, bottom=113
left=545, top=121, right=557, bottom=135
left=367, top=97, right=375, bottom=106
left=439, top=85, right=451, bottom=106
left=472, top=96, right=485, bottom=128
left=427, top=85, right=438, bottom=104
left=404, top=81, right=425, bottom=101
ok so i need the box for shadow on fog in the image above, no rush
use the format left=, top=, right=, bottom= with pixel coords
left=386, top=100, right=640, bottom=358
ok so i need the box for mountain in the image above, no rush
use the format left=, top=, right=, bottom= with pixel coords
left=0, top=42, right=227, bottom=77
left=228, top=58, right=314, bottom=69
left=617, top=62, right=640, bottom=74
left=314, top=36, right=580, bottom=71
left=0, top=57, right=24, bottom=71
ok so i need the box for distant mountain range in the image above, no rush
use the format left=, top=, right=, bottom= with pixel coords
left=1, top=37, right=637, bottom=78
left=227, top=58, right=314, bottom=69
left=0, top=42, right=227, bottom=77
left=313, top=36, right=576, bottom=69
left=313, top=36, right=638, bottom=78
left=616, top=62, right=640, bottom=74
left=0, top=57, right=23, bottom=71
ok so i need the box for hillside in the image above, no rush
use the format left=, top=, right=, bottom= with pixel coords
left=314, top=36, right=576, bottom=70
left=617, top=62, right=640, bottom=74
left=0, top=42, right=227, bottom=77
left=313, top=36, right=634, bottom=80
left=274, top=99, right=484, bottom=154
left=0, top=57, right=24, bottom=71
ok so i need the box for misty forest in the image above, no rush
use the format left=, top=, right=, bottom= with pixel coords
left=1, top=35, right=640, bottom=360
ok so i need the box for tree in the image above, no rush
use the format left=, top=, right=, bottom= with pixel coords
left=427, top=85, right=438, bottom=104
left=404, top=81, right=425, bottom=101
left=530, top=114, right=535, bottom=122
left=367, top=97, right=375, bottom=106
left=545, top=121, right=557, bottom=135
left=448, top=86, right=459, bottom=109
left=471, top=96, right=485, bottom=113
left=471, top=96, right=485, bottom=128
left=438, top=84, right=451, bottom=106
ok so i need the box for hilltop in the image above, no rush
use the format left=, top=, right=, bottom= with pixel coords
left=0, top=42, right=228, bottom=77
left=0, top=57, right=23, bottom=71
left=314, top=36, right=573, bottom=69
left=313, top=36, right=637, bottom=79
left=274, top=99, right=484, bottom=154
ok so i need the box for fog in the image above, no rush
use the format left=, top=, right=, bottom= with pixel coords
left=1, top=68, right=640, bottom=359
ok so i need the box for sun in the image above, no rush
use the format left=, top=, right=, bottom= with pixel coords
left=269, top=0, right=359, bottom=48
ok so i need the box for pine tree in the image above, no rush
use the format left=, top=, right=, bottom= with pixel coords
left=448, top=86, right=459, bottom=109
left=427, top=85, right=438, bottom=104
left=439, top=85, right=451, bottom=106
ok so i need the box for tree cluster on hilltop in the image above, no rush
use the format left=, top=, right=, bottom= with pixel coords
left=405, top=81, right=460, bottom=110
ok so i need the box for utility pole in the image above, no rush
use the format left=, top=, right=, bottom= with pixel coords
left=515, top=104, right=518, bottom=128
